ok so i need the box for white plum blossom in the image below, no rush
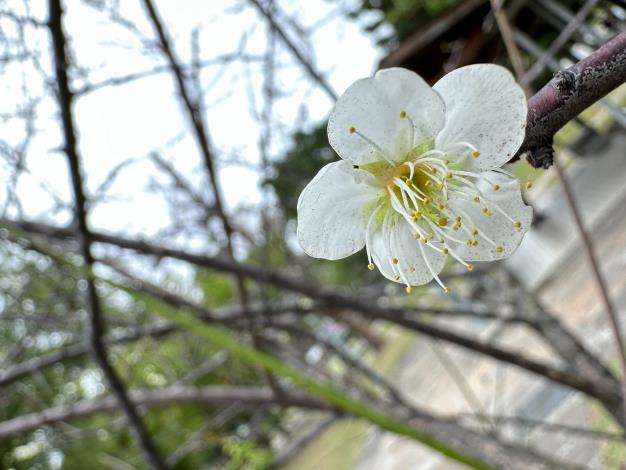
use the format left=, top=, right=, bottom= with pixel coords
left=297, top=64, right=532, bottom=293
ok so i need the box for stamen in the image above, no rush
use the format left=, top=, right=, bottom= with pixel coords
left=350, top=128, right=394, bottom=164
left=446, top=141, right=479, bottom=158
left=416, top=234, right=448, bottom=292
left=364, top=203, right=384, bottom=266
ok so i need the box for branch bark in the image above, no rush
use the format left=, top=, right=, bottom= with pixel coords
left=515, top=31, right=626, bottom=168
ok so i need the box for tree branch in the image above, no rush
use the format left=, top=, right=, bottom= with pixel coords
left=516, top=31, right=626, bottom=168
left=140, top=0, right=283, bottom=396
left=47, top=1, right=167, bottom=467
left=0, top=386, right=334, bottom=439
left=5, top=217, right=622, bottom=421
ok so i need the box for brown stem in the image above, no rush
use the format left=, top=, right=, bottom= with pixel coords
left=553, top=155, right=626, bottom=421
left=47, top=1, right=167, bottom=467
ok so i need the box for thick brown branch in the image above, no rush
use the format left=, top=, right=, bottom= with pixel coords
left=516, top=31, right=626, bottom=168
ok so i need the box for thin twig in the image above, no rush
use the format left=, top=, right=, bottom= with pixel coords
left=47, top=1, right=167, bottom=467
left=5, top=217, right=622, bottom=419
left=553, top=155, right=626, bottom=421
left=247, top=0, right=338, bottom=101
left=490, top=0, right=626, bottom=424
left=141, top=0, right=284, bottom=396
left=0, top=385, right=335, bottom=439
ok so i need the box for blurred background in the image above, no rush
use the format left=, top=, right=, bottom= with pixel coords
left=1, top=0, right=626, bottom=468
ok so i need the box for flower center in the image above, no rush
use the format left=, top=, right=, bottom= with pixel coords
left=350, top=111, right=524, bottom=293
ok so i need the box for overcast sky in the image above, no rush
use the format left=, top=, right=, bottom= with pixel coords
left=0, top=0, right=387, bottom=244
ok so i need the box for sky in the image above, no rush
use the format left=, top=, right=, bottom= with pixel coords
left=0, top=0, right=387, bottom=247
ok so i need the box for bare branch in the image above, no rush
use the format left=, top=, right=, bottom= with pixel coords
left=0, top=386, right=335, bottom=439
left=47, top=1, right=167, bottom=467
left=247, top=0, right=338, bottom=101
left=140, top=0, right=283, bottom=395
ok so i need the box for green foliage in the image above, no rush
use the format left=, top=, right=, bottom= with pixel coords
left=195, top=270, right=234, bottom=307
left=223, top=437, right=272, bottom=470
left=351, top=0, right=463, bottom=46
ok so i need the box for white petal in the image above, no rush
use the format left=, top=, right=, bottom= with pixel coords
left=446, top=171, right=532, bottom=261
left=434, top=64, right=527, bottom=171
left=370, top=213, right=446, bottom=286
left=297, top=161, right=381, bottom=260
left=328, top=68, right=446, bottom=165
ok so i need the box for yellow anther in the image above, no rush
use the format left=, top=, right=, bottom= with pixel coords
left=513, top=221, right=522, bottom=229
left=444, top=287, right=450, bottom=294
left=413, top=211, right=422, bottom=221
left=482, top=208, right=492, bottom=217
left=425, top=180, right=432, bottom=187
left=438, top=217, right=448, bottom=226
left=439, top=238, right=445, bottom=243
left=431, top=167, right=438, bottom=174
left=446, top=173, right=453, bottom=179
left=495, top=245, right=504, bottom=253
left=493, top=184, right=500, bottom=191
left=471, top=150, right=480, bottom=158
left=471, top=228, right=478, bottom=236
left=409, top=267, right=416, bottom=272
left=473, top=196, right=480, bottom=203
left=472, top=240, right=479, bottom=246
left=456, top=216, right=462, bottom=222
left=427, top=233, right=434, bottom=239
left=394, top=275, right=400, bottom=281
left=406, top=286, right=412, bottom=294
left=452, top=223, right=460, bottom=231
left=423, top=238, right=428, bottom=244
left=392, top=258, right=399, bottom=264
left=467, top=264, right=474, bottom=271
left=414, top=233, right=421, bottom=240
left=349, top=126, right=356, bottom=134
left=400, top=111, right=407, bottom=119
left=423, top=197, right=432, bottom=205
left=368, top=262, right=375, bottom=270
left=525, top=181, right=533, bottom=189
left=444, top=159, right=450, bottom=165
left=466, top=240, right=473, bottom=246
left=437, top=183, right=444, bottom=190
left=442, top=247, right=449, bottom=254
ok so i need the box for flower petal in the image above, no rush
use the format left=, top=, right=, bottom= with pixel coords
left=434, top=64, right=527, bottom=171
left=445, top=171, right=532, bottom=261
left=370, top=213, right=446, bottom=286
left=297, top=161, right=381, bottom=260
left=328, top=68, right=446, bottom=165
